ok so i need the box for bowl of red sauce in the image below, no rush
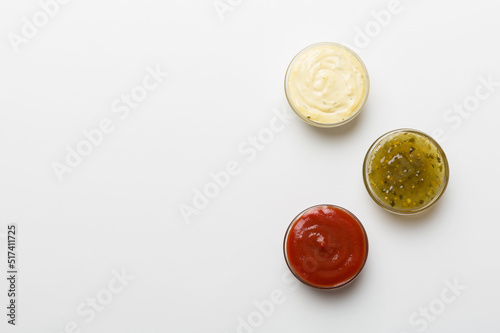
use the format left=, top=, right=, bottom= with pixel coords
left=284, top=204, right=369, bottom=290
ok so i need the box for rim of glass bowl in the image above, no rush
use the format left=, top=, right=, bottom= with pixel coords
left=284, top=42, right=370, bottom=128
left=283, top=204, right=369, bottom=290
left=362, top=129, right=450, bottom=215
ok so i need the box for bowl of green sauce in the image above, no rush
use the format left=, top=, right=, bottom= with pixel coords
left=363, top=129, right=449, bottom=214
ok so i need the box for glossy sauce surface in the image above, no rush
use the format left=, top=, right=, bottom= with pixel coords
left=285, top=205, right=368, bottom=288
left=366, top=131, right=446, bottom=212
left=286, top=43, right=368, bottom=125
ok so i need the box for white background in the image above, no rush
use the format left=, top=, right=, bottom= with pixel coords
left=1, top=0, right=499, bottom=332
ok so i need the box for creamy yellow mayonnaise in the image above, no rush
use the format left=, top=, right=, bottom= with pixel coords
left=286, top=43, right=369, bottom=126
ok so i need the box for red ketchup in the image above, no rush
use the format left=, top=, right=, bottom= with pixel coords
left=284, top=205, right=368, bottom=289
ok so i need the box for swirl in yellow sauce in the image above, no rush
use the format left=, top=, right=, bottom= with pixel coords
left=286, top=43, right=368, bottom=126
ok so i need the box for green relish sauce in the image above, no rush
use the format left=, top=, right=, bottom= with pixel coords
left=366, top=131, right=445, bottom=212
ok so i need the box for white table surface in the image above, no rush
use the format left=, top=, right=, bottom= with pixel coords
left=1, top=0, right=499, bottom=332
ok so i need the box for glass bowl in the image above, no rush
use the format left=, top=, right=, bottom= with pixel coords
left=284, top=42, right=370, bottom=128
left=283, top=204, right=369, bottom=290
left=363, top=129, right=449, bottom=215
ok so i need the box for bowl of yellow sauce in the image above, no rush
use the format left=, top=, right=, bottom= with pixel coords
left=285, top=42, right=369, bottom=128
left=363, top=129, right=449, bottom=214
